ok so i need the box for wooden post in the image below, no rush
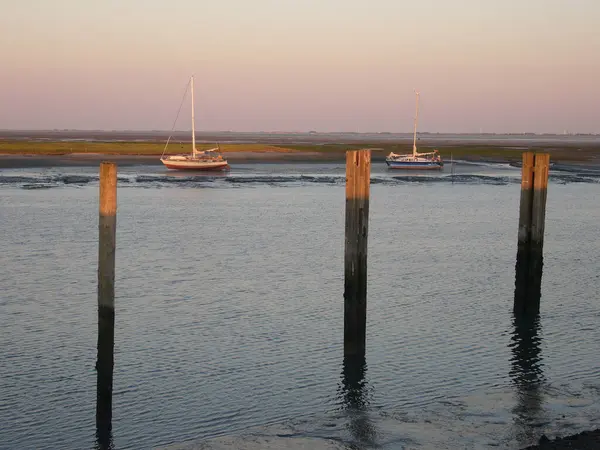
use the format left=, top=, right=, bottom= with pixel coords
left=531, top=153, right=550, bottom=247
left=514, top=153, right=549, bottom=313
left=517, top=152, right=535, bottom=248
left=344, top=149, right=370, bottom=356
left=96, top=162, right=117, bottom=445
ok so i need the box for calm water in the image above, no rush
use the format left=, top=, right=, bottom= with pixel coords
left=1, top=161, right=599, bottom=450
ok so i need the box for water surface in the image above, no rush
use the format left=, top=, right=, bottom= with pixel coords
left=1, top=161, right=599, bottom=449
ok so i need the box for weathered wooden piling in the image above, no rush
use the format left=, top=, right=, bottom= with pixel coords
left=517, top=152, right=535, bottom=248
left=344, top=149, right=371, bottom=356
left=531, top=153, right=550, bottom=247
left=514, top=152, right=549, bottom=313
left=96, top=162, right=117, bottom=442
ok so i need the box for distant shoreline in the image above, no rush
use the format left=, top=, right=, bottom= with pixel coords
left=1, top=129, right=599, bottom=143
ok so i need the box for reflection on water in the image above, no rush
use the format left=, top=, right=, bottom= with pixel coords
left=509, top=308, right=545, bottom=447
left=337, top=354, right=377, bottom=449
left=161, top=170, right=230, bottom=179
left=511, top=242, right=546, bottom=446
left=510, top=312, right=544, bottom=387
left=95, top=368, right=113, bottom=450
left=95, top=307, right=115, bottom=450
left=339, top=354, right=370, bottom=409
left=95, top=417, right=113, bottom=450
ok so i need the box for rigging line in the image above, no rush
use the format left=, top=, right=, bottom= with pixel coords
left=161, top=78, right=191, bottom=159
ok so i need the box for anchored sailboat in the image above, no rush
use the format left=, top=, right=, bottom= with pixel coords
left=385, top=91, right=443, bottom=170
left=160, top=75, right=229, bottom=171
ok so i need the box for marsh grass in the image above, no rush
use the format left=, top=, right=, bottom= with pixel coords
left=0, top=140, right=597, bottom=162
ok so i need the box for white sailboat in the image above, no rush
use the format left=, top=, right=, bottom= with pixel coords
left=385, top=91, right=443, bottom=170
left=160, top=75, right=229, bottom=171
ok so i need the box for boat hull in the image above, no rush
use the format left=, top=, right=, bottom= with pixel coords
left=385, top=160, right=443, bottom=170
left=161, top=159, right=229, bottom=171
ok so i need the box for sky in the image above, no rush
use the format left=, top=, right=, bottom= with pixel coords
left=1, top=0, right=599, bottom=133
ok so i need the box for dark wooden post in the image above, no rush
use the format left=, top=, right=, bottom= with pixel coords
left=515, top=153, right=534, bottom=310
left=517, top=152, right=535, bottom=248
left=344, top=149, right=370, bottom=356
left=96, top=162, right=117, bottom=447
left=514, top=153, right=549, bottom=313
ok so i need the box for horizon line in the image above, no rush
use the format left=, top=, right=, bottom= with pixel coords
left=1, top=129, right=598, bottom=136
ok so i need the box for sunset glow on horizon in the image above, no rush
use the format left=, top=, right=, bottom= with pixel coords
left=1, top=0, right=599, bottom=133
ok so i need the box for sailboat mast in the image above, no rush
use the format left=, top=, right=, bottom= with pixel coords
left=191, top=75, right=196, bottom=158
left=412, top=90, right=420, bottom=157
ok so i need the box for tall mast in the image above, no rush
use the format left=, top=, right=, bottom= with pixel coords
left=191, top=75, right=196, bottom=158
left=412, top=90, right=420, bottom=157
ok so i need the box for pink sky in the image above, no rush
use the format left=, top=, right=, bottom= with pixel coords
left=1, top=0, right=599, bottom=133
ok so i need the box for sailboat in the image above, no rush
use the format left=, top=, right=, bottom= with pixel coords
left=385, top=91, right=443, bottom=170
left=160, top=75, right=229, bottom=171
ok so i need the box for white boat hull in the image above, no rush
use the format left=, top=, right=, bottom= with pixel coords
left=160, top=158, right=229, bottom=171
left=386, top=157, right=443, bottom=170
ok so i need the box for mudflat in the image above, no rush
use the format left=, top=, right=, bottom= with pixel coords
left=1, top=130, right=600, bottom=169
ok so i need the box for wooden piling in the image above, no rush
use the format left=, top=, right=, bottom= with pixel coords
left=531, top=153, right=550, bottom=247
left=344, top=149, right=370, bottom=356
left=514, top=152, right=549, bottom=313
left=517, top=152, right=535, bottom=248
left=96, top=162, right=117, bottom=441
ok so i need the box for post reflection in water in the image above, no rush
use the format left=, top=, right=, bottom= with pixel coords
left=95, top=397, right=113, bottom=450
left=337, top=353, right=377, bottom=449
left=95, top=307, right=115, bottom=450
left=510, top=255, right=546, bottom=447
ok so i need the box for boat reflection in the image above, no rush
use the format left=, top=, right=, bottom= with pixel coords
left=161, top=169, right=230, bottom=179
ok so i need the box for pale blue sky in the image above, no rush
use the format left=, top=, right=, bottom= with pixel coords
left=1, top=0, right=599, bottom=132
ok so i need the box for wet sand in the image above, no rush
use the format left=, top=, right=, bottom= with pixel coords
left=2, top=129, right=600, bottom=170
left=522, top=429, right=600, bottom=449
left=2, top=129, right=600, bottom=169
left=163, top=424, right=600, bottom=449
